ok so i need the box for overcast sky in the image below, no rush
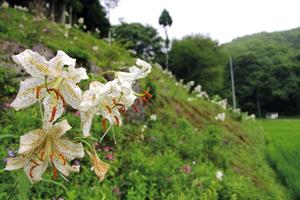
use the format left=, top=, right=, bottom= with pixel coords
left=109, top=0, right=300, bottom=44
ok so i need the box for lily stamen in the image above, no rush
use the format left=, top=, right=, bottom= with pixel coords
left=50, top=106, right=57, bottom=122
left=132, top=104, right=140, bottom=113
left=114, top=115, right=120, bottom=126
left=35, top=86, right=42, bottom=99
left=102, top=118, right=107, bottom=131
left=105, top=105, right=112, bottom=114
left=29, top=165, right=38, bottom=178
left=58, top=154, right=66, bottom=166
left=39, top=152, right=45, bottom=161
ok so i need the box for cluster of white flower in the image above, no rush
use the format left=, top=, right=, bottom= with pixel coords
left=95, top=27, right=101, bottom=34
left=14, top=5, right=28, bottom=12
left=1, top=1, right=9, bottom=8
left=216, top=170, right=223, bottom=181
left=92, top=46, right=99, bottom=52
left=150, top=114, right=157, bottom=121
left=183, top=80, right=195, bottom=91
left=192, top=84, right=209, bottom=99
left=4, top=49, right=152, bottom=183
left=215, top=112, right=226, bottom=121
left=78, top=17, right=84, bottom=24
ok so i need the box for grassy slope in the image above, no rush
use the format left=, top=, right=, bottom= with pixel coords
left=260, top=119, right=300, bottom=199
left=0, top=8, right=290, bottom=199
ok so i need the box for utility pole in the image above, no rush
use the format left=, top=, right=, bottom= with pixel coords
left=229, top=56, right=237, bottom=109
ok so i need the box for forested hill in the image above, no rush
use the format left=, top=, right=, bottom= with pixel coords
left=223, top=27, right=300, bottom=116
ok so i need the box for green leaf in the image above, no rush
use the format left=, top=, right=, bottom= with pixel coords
left=0, top=134, right=19, bottom=139
left=16, top=170, right=32, bottom=200
left=42, top=178, right=68, bottom=193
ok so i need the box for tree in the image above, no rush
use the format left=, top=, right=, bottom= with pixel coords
left=169, top=35, right=227, bottom=94
left=77, top=0, right=110, bottom=37
left=113, top=22, right=163, bottom=61
left=159, top=9, right=172, bottom=69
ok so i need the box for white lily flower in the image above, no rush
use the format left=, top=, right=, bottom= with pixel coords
left=116, top=58, right=152, bottom=83
left=79, top=80, right=129, bottom=136
left=79, top=59, right=152, bottom=136
left=215, top=112, right=226, bottom=121
left=216, top=170, right=223, bottom=181
left=10, top=49, right=88, bottom=124
left=4, top=120, right=84, bottom=182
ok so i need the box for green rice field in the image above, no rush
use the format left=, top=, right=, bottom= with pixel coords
left=260, top=119, right=300, bottom=199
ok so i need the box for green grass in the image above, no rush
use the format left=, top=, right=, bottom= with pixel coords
left=260, top=119, right=300, bottom=199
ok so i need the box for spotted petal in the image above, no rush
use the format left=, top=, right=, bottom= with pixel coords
left=18, top=129, right=46, bottom=155
left=49, top=50, right=76, bottom=75
left=43, top=94, right=64, bottom=128
left=80, top=109, right=95, bottom=137
left=61, top=80, right=82, bottom=109
left=67, top=65, right=89, bottom=83
left=12, top=49, right=54, bottom=77
left=4, top=155, right=28, bottom=170
left=52, top=157, right=73, bottom=177
left=10, top=77, right=48, bottom=110
left=55, top=139, right=84, bottom=161
left=50, top=119, right=72, bottom=138
left=23, top=159, right=48, bottom=183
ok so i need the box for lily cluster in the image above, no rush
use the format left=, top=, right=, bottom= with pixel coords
left=4, top=49, right=152, bottom=183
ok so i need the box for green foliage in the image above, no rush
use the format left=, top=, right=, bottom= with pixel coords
left=159, top=9, right=173, bottom=27
left=224, top=29, right=300, bottom=116
left=113, top=22, right=163, bottom=61
left=169, top=34, right=227, bottom=94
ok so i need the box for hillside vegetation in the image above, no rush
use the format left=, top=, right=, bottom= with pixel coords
left=223, top=28, right=300, bottom=116
left=0, top=8, right=291, bottom=199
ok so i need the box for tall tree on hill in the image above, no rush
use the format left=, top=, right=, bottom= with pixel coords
left=169, top=35, right=227, bottom=94
left=159, top=9, right=172, bottom=69
left=113, top=22, right=163, bottom=61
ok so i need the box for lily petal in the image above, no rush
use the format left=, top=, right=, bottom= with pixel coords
left=55, top=139, right=84, bottom=161
left=12, top=49, right=54, bottom=77
left=49, top=50, right=76, bottom=75
left=50, top=119, right=72, bottom=138
left=80, top=109, right=95, bottom=137
left=52, top=157, right=72, bottom=177
left=43, top=95, right=64, bottom=128
left=18, top=129, right=46, bottom=155
left=67, top=66, right=89, bottom=83
left=10, top=77, right=48, bottom=110
left=4, top=156, right=28, bottom=170
left=24, top=159, right=48, bottom=182
left=87, top=150, right=109, bottom=182
left=61, top=80, right=82, bottom=109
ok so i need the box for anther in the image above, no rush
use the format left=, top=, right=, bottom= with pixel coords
left=102, top=118, right=107, bottom=131
left=50, top=106, right=57, bottom=122
left=36, top=86, right=41, bottom=99
left=132, top=104, right=139, bottom=113
left=29, top=165, right=38, bottom=178
left=58, top=154, right=66, bottom=166
left=114, top=115, right=120, bottom=126
left=105, top=105, right=112, bottom=114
